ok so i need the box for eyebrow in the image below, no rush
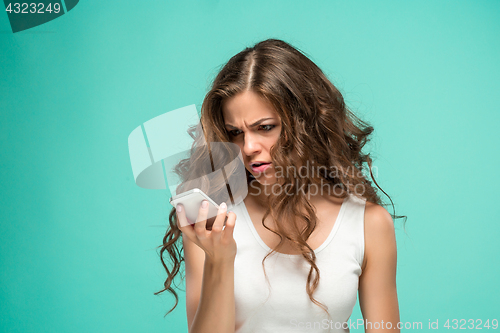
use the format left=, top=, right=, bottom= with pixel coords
left=225, top=117, right=275, bottom=129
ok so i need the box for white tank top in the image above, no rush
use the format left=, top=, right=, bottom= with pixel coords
left=230, top=193, right=366, bottom=333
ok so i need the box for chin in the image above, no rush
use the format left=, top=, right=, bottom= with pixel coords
left=248, top=165, right=277, bottom=185
left=254, top=175, right=277, bottom=186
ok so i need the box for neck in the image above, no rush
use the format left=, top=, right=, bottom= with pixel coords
left=246, top=178, right=332, bottom=208
left=247, top=179, right=272, bottom=207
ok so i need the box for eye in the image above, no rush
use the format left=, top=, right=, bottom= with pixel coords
left=228, top=129, right=242, bottom=137
left=259, top=125, right=276, bottom=131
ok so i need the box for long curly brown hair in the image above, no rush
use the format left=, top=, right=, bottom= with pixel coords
left=155, top=38, right=406, bottom=317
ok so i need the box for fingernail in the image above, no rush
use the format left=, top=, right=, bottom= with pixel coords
left=202, top=200, right=208, bottom=209
left=220, top=202, right=227, bottom=209
left=176, top=205, right=182, bottom=212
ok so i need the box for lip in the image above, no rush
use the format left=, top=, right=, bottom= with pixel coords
left=250, top=162, right=271, bottom=173
left=250, top=160, right=270, bottom=166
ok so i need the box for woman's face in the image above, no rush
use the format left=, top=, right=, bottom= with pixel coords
left=222, top=90, right=282, bottom=186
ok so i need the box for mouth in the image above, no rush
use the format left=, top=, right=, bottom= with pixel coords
left=250, top=162, right=272, bottom=173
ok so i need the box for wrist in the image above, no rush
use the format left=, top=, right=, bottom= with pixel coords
left=204, top=255, right=235, bottom=271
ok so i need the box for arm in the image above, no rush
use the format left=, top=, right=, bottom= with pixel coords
left=358, top=203, right=400, bottom=333
left=178, top=202, right=237, bottom=333
left=184, top=236, right=235, bottom=333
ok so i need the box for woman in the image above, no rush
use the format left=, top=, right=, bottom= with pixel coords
left=157, top=39, right=404, bottom=333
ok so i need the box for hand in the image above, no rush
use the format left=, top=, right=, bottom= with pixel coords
left=176, top=201, right=237, bottom=265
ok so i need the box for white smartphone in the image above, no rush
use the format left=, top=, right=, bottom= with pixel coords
left=169, top=188, right=221, bottom=226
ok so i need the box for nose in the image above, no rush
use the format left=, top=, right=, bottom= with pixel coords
left=242, top=131, right=262, bottom=157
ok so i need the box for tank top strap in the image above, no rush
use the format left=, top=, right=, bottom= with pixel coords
left=326, top=193, right=366, bottom=268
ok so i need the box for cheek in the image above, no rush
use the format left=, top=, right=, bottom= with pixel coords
left=235, top=142, right=245, bottom=153
left=273, top=126, right=283, bottom=143
left=234, top=142, right=248, bottom=163
left=266, top=134, right=281, bottom=151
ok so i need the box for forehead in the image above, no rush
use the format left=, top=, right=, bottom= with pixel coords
left=222, top=90, right=279, bottom=124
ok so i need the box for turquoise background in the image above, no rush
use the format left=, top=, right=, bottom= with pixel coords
left=1, top=1, right=499, bottom=332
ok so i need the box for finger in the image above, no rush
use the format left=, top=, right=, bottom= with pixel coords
left=222, top=211, right=237, bottom=241
left=211, top=202, right=227, bottom=242
left=176, top=204, right=197, bottom=242
left=194, top=200, right=209, bottom=238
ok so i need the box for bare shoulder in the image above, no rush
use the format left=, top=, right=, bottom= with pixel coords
left=364, top=201, right=395, bottom=233
left=361, top=201, right=396, bottom=272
